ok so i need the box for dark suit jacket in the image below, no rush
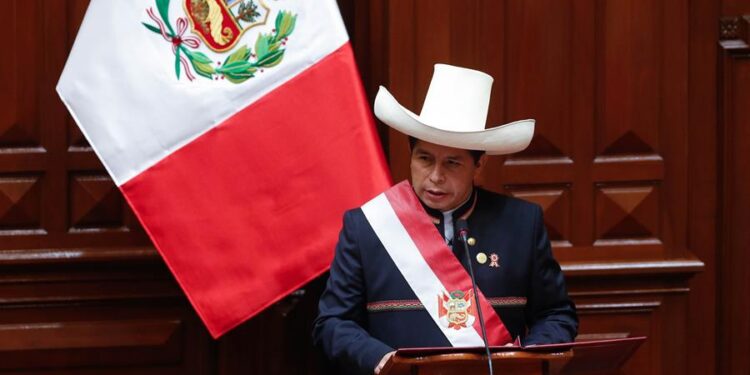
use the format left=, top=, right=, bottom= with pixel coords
left=312, top=188, right=578, bottom=374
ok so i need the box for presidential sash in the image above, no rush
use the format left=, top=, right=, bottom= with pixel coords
left=361, top=180, right=513, bottom=347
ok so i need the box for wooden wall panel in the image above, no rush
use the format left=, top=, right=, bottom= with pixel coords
left=0, top=253, right=215, bottom=374
left=718, top=16, right=750, bottom=375
left=507, top=186, right=572, bottom=247
left=685, top=0, right=719, bottom=373
left=723, top=0, right=750, bottom=16
left=0, top=0, right=150, bottom=250
left=3, top=2, right=43, bottom=150
left=0, top=318, right=183, bottom=369
left=576, top=304, right=661, bottom=374
left=505, top=0, right=571, bottom=161
left=597, top=0, right=661, bottom=157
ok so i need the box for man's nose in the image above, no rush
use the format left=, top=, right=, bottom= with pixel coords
left=428, top=165, right=445, bottom=183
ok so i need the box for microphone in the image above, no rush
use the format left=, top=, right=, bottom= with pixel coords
left=456, top=219, right=494, bottom=375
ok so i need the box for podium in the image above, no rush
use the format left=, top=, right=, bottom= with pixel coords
left=380, top=337, right=646, bottom=375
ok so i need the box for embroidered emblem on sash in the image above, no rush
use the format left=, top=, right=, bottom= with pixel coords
left=438, top=290, right=477, bottom=330
left=361, top=181, right=514, bottom=345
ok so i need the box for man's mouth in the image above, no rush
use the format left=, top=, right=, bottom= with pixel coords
left=425, top=189, right=448, bottom=199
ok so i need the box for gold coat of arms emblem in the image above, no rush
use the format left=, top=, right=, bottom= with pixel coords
left=184, top=0, right=270, bottom=52
left=438, top=290, right=477, bottom=330
left=142, top=0, right=296, bottom=83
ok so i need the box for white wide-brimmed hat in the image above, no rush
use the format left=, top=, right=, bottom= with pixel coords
left=374, top=64, right=534, bottom=155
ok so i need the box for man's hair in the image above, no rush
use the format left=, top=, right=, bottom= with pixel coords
left=408, top=136, right=485, bottom=165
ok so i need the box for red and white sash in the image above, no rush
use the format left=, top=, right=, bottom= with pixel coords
left=361, top=180, right=512, bottom=347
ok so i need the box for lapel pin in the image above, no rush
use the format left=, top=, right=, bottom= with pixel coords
left=489, top=253, right=500, bottom=268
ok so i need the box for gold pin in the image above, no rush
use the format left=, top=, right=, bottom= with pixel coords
left=467, top=237, right=477, bottom=246
left=476, top=252, right=487, bottom=264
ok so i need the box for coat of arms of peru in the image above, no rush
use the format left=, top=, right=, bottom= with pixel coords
left=142, top=0, right=297, bottom=83
left=438, top=290, right=477, bottom=330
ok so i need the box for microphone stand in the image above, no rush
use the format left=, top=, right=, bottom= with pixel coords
left=457, top=219, right=494, bottom=375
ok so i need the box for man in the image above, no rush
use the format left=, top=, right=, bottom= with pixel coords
left=313, top=64, right=577, bottom=374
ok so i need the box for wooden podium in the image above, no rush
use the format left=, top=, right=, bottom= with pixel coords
left=380, top=337, right=646, bottom=375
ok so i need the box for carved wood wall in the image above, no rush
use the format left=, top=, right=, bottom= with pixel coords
left=0, top=0, right=745, bottom=374
left=718, top=14, right=750, bottom=375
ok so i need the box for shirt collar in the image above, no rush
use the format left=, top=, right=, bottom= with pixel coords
left=419, top=188, right=477, bottom=223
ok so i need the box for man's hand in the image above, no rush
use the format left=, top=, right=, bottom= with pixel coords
left=374, top=351, right=396, bottom=374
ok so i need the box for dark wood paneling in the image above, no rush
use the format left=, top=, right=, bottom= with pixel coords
left=686, top=0, right=719, bottom=374
left=718, top=16, right=750, bottom=375
left=0, top=0, right=150, bottom=250
left=0, top=253, right=215, bottom=374
left=723, top=0, right=750, bottom=16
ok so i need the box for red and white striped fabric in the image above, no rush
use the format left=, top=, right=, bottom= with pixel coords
left=361, top=181, right=512, bottom=346
left=57, top=0, right=391, bottom=338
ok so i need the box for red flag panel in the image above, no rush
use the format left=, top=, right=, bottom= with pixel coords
left=121, top=43, right=391, bottom=338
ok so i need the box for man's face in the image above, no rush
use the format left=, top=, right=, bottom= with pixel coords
left=410, top=140, right=485, bottom=211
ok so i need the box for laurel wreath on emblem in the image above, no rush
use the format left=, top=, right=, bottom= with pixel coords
left=142, top=0, right=296, bottom=84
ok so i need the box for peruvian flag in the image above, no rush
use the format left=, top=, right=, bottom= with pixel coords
left=57, top=0, right=391, bottom=338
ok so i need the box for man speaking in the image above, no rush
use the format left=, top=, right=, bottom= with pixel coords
left=313, top=64, right=578, bottom=374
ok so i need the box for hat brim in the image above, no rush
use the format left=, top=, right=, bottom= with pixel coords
left=373, top=86, right=534, bottom=155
